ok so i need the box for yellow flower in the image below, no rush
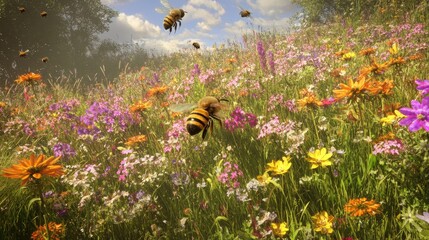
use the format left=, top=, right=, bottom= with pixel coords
left=297, top=94, right=322, bottom=110
left=312, top=211, right=334, bottom=234
left=379, top=110, right=405, bottom=126
left=266, top=156, right=292, bottom=175
left=2, top=154, right=64, bottom=185
left=344, top=197, right=380, bottom=217
left=389, top=42, right=399, bottom=55
left=271, top=222, right=289, bottom=237
left=256, top=172, right=272, bottom=185
left=307, top=148, right=332, bottom=169
left=31, top=222, right=64, bottom=240
left=342, top=51, right=356, bottom=60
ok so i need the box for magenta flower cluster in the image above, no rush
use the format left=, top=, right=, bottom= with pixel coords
left=258, top=115, right=297, bottom=139
left=217, top=161, right=243, bottom=189
left=224, top=107, right=257, bottom=132
left=372, top=139, right=405, bottom=155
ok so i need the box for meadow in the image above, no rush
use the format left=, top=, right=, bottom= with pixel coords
left=1, top=14, right=429, bottom=240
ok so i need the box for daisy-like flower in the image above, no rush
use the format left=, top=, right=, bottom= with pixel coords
left=344, top=198, right=380, bottom=217
left=379, top=110, right=405, bottom=126
left=307, top=148, right=333, bottom=169
left=31, top=222, right=64, bottom=240
left=125, top=134, right=147, bottom=146
left=130, top=100, right=152, bottom=113
left=333, top=77, right=367, bottom=102
left=399, top=97, right=429, bottom=132
left=342, top=52, right=356, bottom=61
left=15, top=72, right=42, bottom=85
left=256, top=172, right=272, bottom=186
left=271, top=222, right=289, bottom=237
left=312, top=211, right=334, bottom=235
left=359, top=47, right=375, bottom=56
left=2, top=154, right=64, bottom=185
left=297, top=94, right=322, bottom=109
left=366, top=79, right=394, bottom=96
left=146, top=85, right=168, bottom=98
left=415, top=79, right=429, bottom=95
left=266, top=156, right=292, bottom=175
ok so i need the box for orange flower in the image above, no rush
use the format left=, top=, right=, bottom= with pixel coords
left=31, top=222, right=64, bottom=240
left=366, top=79, right=394, bottom=95
left=344, top=198, right=380, bottom=217
left=15, top=72, right=42, bottom=85
left=407, top=53, right=424, bottom=61
left=2, top=154, right=64, bottom=185
left=332, top=77, right=367, bottom=102
left=388, top=56, right=406, bottom=65
left=130, top=100, right=152, bottom=113
left=125, top=134, right=147, bottom=146
left=297, top=94, right=322, bottom=109
left=146, top=85, right=168, bottom=98
left=359, top=47, right=376, bottom=56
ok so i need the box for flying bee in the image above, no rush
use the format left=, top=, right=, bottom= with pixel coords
left=41, top=57, right=48, bottom=63
left=19, top=50, right=29, bottom=57
left=40, top=11, right=47, bottom=17
left=239, top=9, right=251, bottom=18
left=155, top=0, right=186, bottom=33
left=170, top=96, right=228, bottom=140
left=192, top=42, right=200, bottom=49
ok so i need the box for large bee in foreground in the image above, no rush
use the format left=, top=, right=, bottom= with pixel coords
left=170, top=96, right=228, bottom=140
left=156, top=0, right=186, bottom=33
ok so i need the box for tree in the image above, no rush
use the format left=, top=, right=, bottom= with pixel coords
left=0, top=0, right=116, bottom=85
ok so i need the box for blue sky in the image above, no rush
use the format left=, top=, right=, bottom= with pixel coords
left=100, top=0, right=301, bottom=53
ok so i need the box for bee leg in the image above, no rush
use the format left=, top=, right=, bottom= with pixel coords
left=211, top=115, right=222, bottom=128
left=202, top=120, right=211, bottom=140
left=178, top=20, right=181, bottom=28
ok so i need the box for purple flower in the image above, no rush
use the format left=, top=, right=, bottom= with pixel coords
left=416, top=212, right=429, bottom=224
left=53, top=142, right=76, bottom=161
left=416, top=79, right=429, bottom=95
left=399, top=97, right=429, bottom=132
left=257, top=41, right=267, bottom=70
left=224, top=107, right=257, bottom=132
left=217, top=161, right=243, bottom=189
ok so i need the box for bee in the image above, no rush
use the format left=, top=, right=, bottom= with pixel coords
left=170, top=96, right=228, bottom=140
left=192, top=42, right=200, bottom=49
left=155, top=0, right=186, bottom=33
left=41, top=57, right=48, bottom=63
left=19, top=50, right=29, bottom=57
left=40, top=11, right=47, bottom=17
left=240, top=9, right=251, bottom=18
left=18, top=7, right=26, bottom=13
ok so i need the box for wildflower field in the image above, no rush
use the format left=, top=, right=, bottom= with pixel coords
left=2, top=10, right=429, bottom=240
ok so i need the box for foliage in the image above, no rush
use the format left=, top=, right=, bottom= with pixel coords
left=1, top=6, right=429, bottom=240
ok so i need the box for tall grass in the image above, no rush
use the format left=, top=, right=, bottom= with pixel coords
left=1, top=15, right=429, bottom=239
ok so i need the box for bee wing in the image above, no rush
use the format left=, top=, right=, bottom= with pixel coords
left=155, top=7, right=169, bottom=14
left=169, top=103, right=197, bottom=113
left=160, top=0, right=173, bottom=9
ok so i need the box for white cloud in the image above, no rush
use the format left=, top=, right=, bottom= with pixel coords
left=182, top=0, right=225, bottom=31
left=246, top=0, right=297, bottom=16
left=101, top=0, right=133, bottom=6
left=100, top=13, right=161, bottom=43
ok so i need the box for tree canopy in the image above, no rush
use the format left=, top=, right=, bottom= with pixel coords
left=0, top=0, right=117, bottom=84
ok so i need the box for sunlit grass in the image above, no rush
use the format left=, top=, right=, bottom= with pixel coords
left=1, top=15, right=429, bottom=240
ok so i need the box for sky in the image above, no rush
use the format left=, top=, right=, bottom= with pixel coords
left=99, top=0, right=301, bottom=54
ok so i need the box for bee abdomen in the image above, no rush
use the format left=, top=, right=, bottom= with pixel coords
left=163, top=15, right=175, bottom=29
left=186, top=109, right=209, bottom=135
